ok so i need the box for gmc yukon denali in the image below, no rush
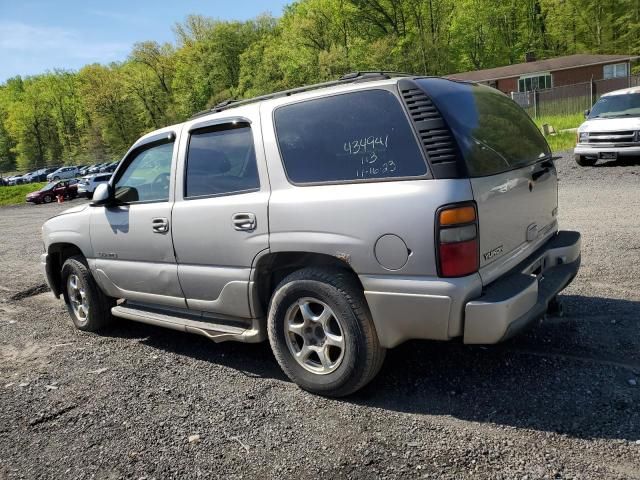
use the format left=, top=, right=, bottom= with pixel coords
left=41, top=73, right=581, bottom=396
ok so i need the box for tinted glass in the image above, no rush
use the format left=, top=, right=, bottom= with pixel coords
left=274, top=89, right=427, bottom=183
left=185, top=124, right=259, bottom=198
left=114, top=142, right=174, bottom=203
left=589, top=93, right=640, bottom=118
left=417, top=78, right=550, bottom=177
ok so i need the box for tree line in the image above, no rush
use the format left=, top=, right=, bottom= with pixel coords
left=1, top=0, right=639, bottom=172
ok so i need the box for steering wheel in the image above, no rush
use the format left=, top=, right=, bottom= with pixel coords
left=152, top=172, right=171, bottom=193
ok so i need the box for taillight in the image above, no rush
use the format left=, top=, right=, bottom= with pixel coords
left=436, top=203, right=479, bottom=277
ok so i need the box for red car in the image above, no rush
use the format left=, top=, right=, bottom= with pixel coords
left=26, top=179, right=79, bottom=204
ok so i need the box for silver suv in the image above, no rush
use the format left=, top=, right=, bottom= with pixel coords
left=41, top=73, right=581, bottom=396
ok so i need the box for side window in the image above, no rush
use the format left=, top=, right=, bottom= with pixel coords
left=274, top=89, right=427, bottom=184
left=185, top=123, right=259, bottom=198
left=114, top=141, right=174, bottom=203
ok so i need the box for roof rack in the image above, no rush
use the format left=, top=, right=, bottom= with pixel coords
left=189, top=71, right=417, bottom=119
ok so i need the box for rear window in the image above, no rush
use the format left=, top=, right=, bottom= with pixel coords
left=416, top=79, right=550, bottom=177
left=274, top=89, right=427, bottom=184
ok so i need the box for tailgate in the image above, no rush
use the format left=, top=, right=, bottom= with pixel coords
left=471, top=162, right=558, bottom=285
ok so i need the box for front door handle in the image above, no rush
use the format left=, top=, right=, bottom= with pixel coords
left=232, top=212, right=256, bottom=231
left=152, top=217, right=170, bottom=233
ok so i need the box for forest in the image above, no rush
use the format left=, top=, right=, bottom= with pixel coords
left=1, top=0, right=639, bottom=172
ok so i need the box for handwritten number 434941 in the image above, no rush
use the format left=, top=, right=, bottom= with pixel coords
left=344, top=135, right=389, bottom=155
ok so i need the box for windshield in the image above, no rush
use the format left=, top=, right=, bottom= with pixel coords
left=41, top=182, right=58, bottom=191
left=589, top=93, right=640, bottom=118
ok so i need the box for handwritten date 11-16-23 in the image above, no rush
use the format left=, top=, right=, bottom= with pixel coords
left=343, top=135, right=389, bottom=155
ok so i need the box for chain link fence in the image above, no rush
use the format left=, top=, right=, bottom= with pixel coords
left=511, top=74, right=640, bottom=119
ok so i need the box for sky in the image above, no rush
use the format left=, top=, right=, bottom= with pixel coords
left=0, top=0, right=290, bottom=82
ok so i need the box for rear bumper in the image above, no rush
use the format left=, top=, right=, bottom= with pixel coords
left=575, top=145, right=640, bottom=156
left=463, top=230, right=581, bottom=344
left=360, top=230, right=581, bottom=348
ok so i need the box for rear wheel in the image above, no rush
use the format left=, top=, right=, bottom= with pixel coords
left=267, top=267, right=386, bottom=397
left=61, top=256, right=115, bottom=332
left=575, top=155, right=597, bottom=167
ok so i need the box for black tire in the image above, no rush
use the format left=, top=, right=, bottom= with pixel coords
left=575, top=155, right=597, bottom=166
left=61, top=255, right=115, bottom=332
left=267, top=267, right=386, bottom=397
left=43, top=194, right=53, bottom=204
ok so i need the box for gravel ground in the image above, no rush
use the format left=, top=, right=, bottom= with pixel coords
left=0, top=153, right=639, bottom=479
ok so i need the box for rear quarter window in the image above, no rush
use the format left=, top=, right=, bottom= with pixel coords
left=274, top=89, right=427, bottom=184
left=416, top=78, right=550, bottom=177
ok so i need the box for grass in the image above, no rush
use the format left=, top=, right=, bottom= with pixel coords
left=543, top=131, right=577, bottom=153
left=527, top=113, right=584, bottom=153
left=0, top=182, right=47, bottom=206
left=534, top=113, right=585, bottom=132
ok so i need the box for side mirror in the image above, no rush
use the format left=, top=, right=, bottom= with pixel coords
left=91, top=183, right=113, bottom=206
left=584, top=109, right=590, bottom=119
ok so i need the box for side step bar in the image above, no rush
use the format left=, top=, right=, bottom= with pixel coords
left=111, top=304, right=266, bottom=343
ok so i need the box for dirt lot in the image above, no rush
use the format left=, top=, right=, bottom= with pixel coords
left=1, top=153, right=639, bottom=479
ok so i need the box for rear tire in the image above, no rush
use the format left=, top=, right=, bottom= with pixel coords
left=575, top=155, right=597, bottom=166
left=61, top=256, right=115, bottom=332
left=267, top=267, right=386, bottom=397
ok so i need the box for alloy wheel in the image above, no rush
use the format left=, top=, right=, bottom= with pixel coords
left=284, top=297, right=345, bottom=375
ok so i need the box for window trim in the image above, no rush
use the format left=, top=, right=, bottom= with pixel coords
left=110, top=132, right=176, bottom=206
left=518, top=72, right=552, bottom=92
left=603, top=62, right=628, bottom=80
left=272, top=87, right=431, bottom=187
left=183, top=120, right=261, bottom=201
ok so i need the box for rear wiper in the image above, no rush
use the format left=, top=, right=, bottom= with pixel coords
left=532, top=157, right=554, bottom=181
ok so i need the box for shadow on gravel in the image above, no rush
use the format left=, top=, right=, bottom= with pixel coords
left=594, top=156, right=640, bottom=168
left=101, top=294, right=639, bottom=441
left=353, top=294, right=640, bottom=442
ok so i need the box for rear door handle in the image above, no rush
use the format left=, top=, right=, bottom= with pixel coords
left=232, top=212, right=256, bottom=231
left=152, top=217, right=170, bottom=233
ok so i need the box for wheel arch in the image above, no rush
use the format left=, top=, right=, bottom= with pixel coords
left=251, top=251, right=365, bottom=317
left=47, top=243, right=86, bottom=297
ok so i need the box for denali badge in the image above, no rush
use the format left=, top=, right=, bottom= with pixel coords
left=97, top=252, right=118, bottom=259
left=483, top=245, right=504, bottom=261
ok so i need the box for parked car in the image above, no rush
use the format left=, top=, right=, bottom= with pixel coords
left=79, top=165, right=97, bottom=176
left=77, top=173, right=112, bottom=198
left=575, top=86, right=640, bottom=166
left=47, top=166, right=79, bottom=181
left=88, top=163, right=110, bottom=174
left=40, top=73, right=581, bottom=397
left=26, top=179, right=79, bottom=204
left=99, top=161, right=119, bottom=174
left=6, top=175, right=25, bottom=186
left=24, top=167, right=55, bottom=183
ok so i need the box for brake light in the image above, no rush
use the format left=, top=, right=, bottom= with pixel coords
left=436, top=204, right=479, bottom=277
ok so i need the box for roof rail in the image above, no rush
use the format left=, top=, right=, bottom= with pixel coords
left=189, top=71, right=418, bottom=119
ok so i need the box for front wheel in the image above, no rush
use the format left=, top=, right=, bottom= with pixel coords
left=43, top=194, right=53, bottom=204
left=267, top=267, right=386, bottom=397
left=575, top=155, right=597, bottom=166
left=61, top=256, right=115, bottom=332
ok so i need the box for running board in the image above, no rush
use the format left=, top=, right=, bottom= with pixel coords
left=111, top=304, right=266, bottom=343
